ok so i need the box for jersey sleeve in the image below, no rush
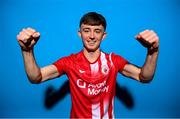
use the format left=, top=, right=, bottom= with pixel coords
left=111, top=53, right=129, bottom=72
left=53, top=56, right=69, bottom=77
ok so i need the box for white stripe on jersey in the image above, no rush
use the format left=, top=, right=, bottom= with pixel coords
left=112, top=97, right=115, bottom=118
left=100, top=52, right=108, bottom=67
left=90, top=62, right=99, bottom=74
left=109, top=53, right=113, bottom=66
left=92, top=103, right=101, bottom=119
left=103, top=101, right=109, bottom=119
left=100, top=52, right=109, bottom=75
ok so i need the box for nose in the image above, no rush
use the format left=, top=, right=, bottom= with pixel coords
left=89, top=31, right=95, bottom=39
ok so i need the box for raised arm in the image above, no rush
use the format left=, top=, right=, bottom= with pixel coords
left=122, top=30, right=159, bottom=83
left=17, top=27, right=59, bottom=83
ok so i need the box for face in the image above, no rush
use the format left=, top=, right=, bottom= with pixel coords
left=78, top=24, right=107, bottom=52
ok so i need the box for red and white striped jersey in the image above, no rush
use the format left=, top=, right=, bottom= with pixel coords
left=53, top=51, right=128, bottom=118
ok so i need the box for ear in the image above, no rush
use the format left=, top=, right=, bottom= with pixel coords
left=102, top=32, right=107, bottom=40
left=78, top=30, right=81, bottom=38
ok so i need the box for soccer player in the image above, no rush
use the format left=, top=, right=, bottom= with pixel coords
left=16, top=12, right=159, bottom=118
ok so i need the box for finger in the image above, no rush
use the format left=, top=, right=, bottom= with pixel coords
left=149, top=36, right=159, bottom=49
left=135, top=34, right=141, bottom=40
left=135, top=30, right=151, bottom=40
left=17, top=32, right=27, bottom=41
left=155, top=41, right=159, bottom=48
left=17, top=34, right=21, bottom=41
left=23, top=28, right=34, bottom=36
left=151, top=36, right=159, bottom=45
left=146, top=33, right=157, bottom=43
left=139, top=30, right=150, bottom=36
left=29, top=39, right=36, bottom=47
left=149, top=35, right=159, bottom=43
left=32, top=32, right=40, bottom=38
left=27, top=27, right=36, bottom=33
left=140, top=30, right=154, bottom=40
left=18, top=39, right=26, bottom=48
left=153, top=42, right=159, bottom=49
left=19, top=32, right=30, bottom=43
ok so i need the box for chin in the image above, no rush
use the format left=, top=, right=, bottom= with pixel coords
left=86, top=47, right=99, bottom=52
left=84, top=44, right=99, bottom=52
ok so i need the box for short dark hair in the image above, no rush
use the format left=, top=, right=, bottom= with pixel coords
left=79, top=12, right=107, bottom=30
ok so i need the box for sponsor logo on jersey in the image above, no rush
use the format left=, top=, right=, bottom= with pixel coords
left=79, top=69, right=85, bottom=73
left=76, top=79, right=109, bottom=95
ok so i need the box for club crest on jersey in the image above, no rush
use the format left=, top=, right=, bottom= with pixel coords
left=101, top=65, right=109, bottom=75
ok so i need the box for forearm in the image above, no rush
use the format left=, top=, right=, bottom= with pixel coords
left=22, top=49, right=42, bottom=83
left=139, top=49, right=159, bottom=82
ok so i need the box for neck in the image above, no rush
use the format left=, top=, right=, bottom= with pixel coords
left=83, top=48, right=101, bottom=63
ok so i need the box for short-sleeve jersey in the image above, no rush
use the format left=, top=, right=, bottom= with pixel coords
left=53, top=51, right=128, bottom=118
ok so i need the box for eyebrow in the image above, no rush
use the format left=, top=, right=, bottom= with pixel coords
left=82, top=28, right=90, bottom=30
left=82, top=27, right=102, bottom=31
left=94, top=28, right=102, bottom=31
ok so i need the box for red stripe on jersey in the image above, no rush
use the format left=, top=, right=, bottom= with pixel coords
left=100, top=99, right=104, bottom=119
left=108, top=97, right=113, bottom=118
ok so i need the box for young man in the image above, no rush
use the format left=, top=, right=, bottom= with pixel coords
left=17, top=12, right=159, bottom=118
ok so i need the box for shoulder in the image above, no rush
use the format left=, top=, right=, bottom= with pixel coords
left=53, top=52, right=78, bottom=70
left=111, top=52, right=126, bottom=60
left=68, top=51, right=83, bottom=61
left=108, top=52, right=129, bottom=66
left=103, top=52, right=125, bottom=60
left=101, top=52, right=127, bottom=65
left=57, top=51, right=82, bottom=61
left=56, top=51, right=84, bottom=66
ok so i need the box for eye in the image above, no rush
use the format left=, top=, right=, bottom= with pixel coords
left=95, top=29, right=102, bottom=33
left=83, top=28, right=90, bottom=33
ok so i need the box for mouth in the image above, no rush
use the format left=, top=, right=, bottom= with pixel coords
left=87, top=40, right=96, bottom=46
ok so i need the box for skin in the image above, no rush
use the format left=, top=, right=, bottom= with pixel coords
left=17, top=25, right=159, bottom=83
left=78, top=24, right=107, bottom=63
